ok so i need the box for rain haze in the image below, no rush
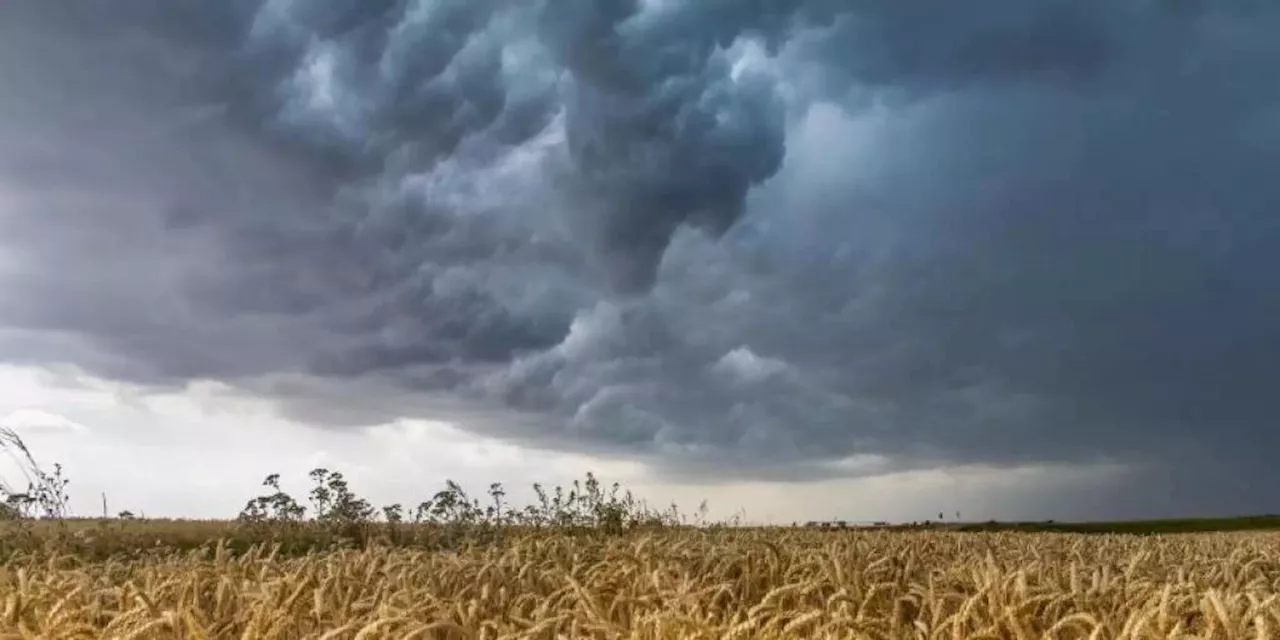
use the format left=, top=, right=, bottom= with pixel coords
left=1, top=0, right=1278, bottom=523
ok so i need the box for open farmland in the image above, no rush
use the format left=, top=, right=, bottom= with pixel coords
left=3, top=431, right=1278, bottom=638
left=1, top=525, right=1278, bottom=639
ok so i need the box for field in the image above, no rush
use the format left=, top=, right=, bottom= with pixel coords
left=950, top=515, right=1280, bottom=536
left=2, top=432, right=1278, bottom=638
left=1, top=522, right=1278, bottom=639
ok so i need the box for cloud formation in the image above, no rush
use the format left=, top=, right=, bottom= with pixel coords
left=2, top=0, right=1279, bottom=517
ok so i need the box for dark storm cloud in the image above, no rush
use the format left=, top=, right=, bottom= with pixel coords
left=3, top=0, right=1280, bottom=517
left=539, top=0, right=794, bottom=290
left=1, top=0, right=585, bottom=381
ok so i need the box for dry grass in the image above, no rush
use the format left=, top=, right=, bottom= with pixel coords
left=1, top=528, right=1278, bottom=639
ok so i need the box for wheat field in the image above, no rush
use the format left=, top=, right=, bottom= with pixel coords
left=1, top=528, right=1277, bottom=639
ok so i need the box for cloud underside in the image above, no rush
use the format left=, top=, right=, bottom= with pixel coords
left=2, top=1, right=1279, bottom=512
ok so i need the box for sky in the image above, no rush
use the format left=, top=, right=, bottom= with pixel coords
left=1, top=0, right=1278, bottom=523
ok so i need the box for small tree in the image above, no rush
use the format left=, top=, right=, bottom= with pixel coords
left=306, top=468, right=375, bottom=545
left=308, top=468, right=373, bottom=523
left=238, top=473, right=305, bottom=524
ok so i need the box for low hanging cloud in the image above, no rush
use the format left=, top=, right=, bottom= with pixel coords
left=2, top=0, right=1279, bottom=516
